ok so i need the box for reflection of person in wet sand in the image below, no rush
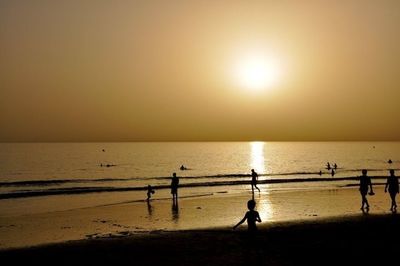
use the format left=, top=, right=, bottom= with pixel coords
left=147, top=200, right=153, bottom=217
left=359, top=169, right=374, bottom=211
left=171, top=173, right=179, bottom=202
left=251, top=169, right=261, bottom=193
left=171, top=200, right=179, bottom=222
left=385, top=169, right=399, bottom=212
left=233, top=199, right=261, bottom=231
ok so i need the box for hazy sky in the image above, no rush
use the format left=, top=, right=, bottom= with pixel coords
left=1, top=0, right=399, bottom=141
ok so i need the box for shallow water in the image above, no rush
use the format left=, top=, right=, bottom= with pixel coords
left=0, top=142, right=398, bottom=210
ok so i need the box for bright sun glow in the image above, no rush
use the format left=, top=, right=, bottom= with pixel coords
left=235, top=54, right=282, bottom=91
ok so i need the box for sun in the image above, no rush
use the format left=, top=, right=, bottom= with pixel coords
left=235, top=54, right=282, bottom=91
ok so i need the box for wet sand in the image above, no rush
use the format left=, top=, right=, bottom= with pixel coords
left=0, top=185, right=396, bottom=249
left=1, top=214, right=399, bottom=266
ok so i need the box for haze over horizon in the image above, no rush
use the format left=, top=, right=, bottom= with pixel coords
left=1, top=0, right=400, bottom=142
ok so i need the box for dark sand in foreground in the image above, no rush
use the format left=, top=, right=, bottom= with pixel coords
left=1, top=214, right=399, bottom=266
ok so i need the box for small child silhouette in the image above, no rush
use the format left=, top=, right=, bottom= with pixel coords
left=146, top=185, right=155, bottom=201
left=233, top=199, right=262, bottom=231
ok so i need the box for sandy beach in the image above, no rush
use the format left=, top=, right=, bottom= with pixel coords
left=1, top=214, right=399, bottom=266
left=0, top=184, right=397, bottom=249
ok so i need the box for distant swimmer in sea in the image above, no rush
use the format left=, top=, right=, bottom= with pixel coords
left=180, top=165, right=187, bottom=171
left=326, top=162, right=331, bottom=170
left=388, top=159, right=393, bottom=164
left=385, top=170, right=399, bottom=212
left=251, top=169, right=261, bottom=193
left=233, top=199, right=262, bottom=232
left=359, top=169, right=374, bottom=211
left=147, top=185, right=155, bottom=201
left=171, top=172, right=179, bottom=202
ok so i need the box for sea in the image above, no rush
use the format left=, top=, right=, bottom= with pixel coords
left=0, top=142, right=399, bottom=215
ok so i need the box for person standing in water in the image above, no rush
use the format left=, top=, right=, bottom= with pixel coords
left=171, top=172, right=179, bottom=202
left=251, top=169, right=261, bottom=193
left=359, top=169, right=374, bottom=211
left=233, top=199, right=262, bottom=232
left=385, top=169, right=399, bottom=212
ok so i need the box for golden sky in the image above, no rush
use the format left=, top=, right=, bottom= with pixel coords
left=1, top=0, right=399, bottom=141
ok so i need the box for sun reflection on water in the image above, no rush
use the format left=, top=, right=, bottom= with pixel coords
left=250, top=141, right=265, bottom=174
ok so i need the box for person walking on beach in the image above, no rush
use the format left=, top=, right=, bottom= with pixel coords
left=171, top=172, right=179, bottom=202
left=359, top=169, right=374, bottom=211
left=146, top=185, right=155, bottom=201
left=385, top=169, right=399, bottom=212
left=251, top=169, right=261, bottom=193
left=233, top=199, right=262, bottom=232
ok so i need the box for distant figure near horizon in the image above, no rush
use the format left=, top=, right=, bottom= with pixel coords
left=331, top=169, right=335, bottom=177
left=233, top=199, right=261, bottom=232
left=146, top=185, right=155, bottom=201
left=385, top=170, right=399, bottom=212
left=180, top=165, right=187, bottom=171
left=334, top=163, right=337, bottom=170
left=388, top=159, right=393, bottom=164
left=251, top=169, right=261, bottom=193
left=359, top=169, right=374, bottom=211
left=319, top=170, right=322, bottom=176
left=326, top=162, right=331, bottom=170
left=171, top=172, right=179, bottom=202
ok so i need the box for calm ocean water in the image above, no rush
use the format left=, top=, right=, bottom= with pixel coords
left=0, top=142, right=399, bottom=201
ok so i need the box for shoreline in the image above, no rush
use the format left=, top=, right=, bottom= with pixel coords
left=0, top=175, right=394, bottom=200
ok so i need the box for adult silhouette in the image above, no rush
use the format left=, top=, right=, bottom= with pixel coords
left=171, top=172, right=179, bottom=202
left=251, top=169, right=261, bottom=193
left=359, top=169, right=374, bottom=211
left=385, top=169, right=399, bottom=212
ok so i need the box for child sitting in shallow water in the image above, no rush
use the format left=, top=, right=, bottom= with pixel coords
left=233, top=199, right=262, bottom=231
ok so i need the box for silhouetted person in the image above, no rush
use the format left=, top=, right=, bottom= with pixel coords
left=388, top=159, right=393, bottom=164
left=147, top=185, right=155, bottom=201
left=171, top=172, right=179, bottom=202
left=180, top=165, right=187, bottom=170
left=326, top=162, right=331, bottom=170
left=319, top=170, right=322, bottom=176
left=385, top=169, right=399, bottom=212
left=331, top=169, right=335, bottom=177
left=359, top=169, right=374, bottom=211
left=233, top=199, right=261, bottom=232
left=334, top=163, right=337, bottom=170
left=251, top=169, right=261, bottom=193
